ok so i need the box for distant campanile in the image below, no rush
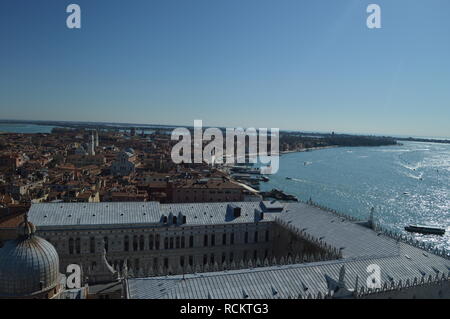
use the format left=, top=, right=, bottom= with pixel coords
left=89, top=133, right=96, bottom=156
left=95, top=130, right=99, bottom=147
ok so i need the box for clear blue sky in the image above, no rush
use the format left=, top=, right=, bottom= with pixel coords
left=1, top=0, right=449, bottom=137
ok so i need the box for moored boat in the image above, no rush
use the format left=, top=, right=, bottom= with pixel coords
left=404, top=224, right=445, bottom=236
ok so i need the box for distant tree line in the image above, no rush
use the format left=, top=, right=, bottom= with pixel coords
left=323, top=135, right=397, bottom=147
left=279, top=132, right=397, bottom=148
left=396, top=137, right=450, bottom=144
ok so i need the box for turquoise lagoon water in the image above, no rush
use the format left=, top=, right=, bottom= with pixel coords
left=261, top=142, right=450, bottom=250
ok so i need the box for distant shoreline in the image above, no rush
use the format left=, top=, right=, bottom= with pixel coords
left=1, top=120, right=449, bottom=145
left=280, top=146, right=338, bottom=155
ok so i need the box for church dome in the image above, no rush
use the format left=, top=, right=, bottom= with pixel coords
left=0, top=218, right=60, bottom=298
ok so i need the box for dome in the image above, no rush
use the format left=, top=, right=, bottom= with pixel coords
left=0, top=218, right=60, bottom=298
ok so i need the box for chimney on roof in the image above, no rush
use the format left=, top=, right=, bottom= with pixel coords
left=233, top=206, right=241, bottom=218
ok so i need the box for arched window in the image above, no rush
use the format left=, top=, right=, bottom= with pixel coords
left=139, top=235, right=145, bottom=251
left=69, top=238, right=74, bottom=255
left=75, top=238, right=81, bottom=254
left=155, top=234, right=160, bottom=250
left=124, top=236, right=129, bottom=252
left=149, top=234, right=154, bottom=250
left=90, top=237, right=95, bottom=254
left=133, top=235, right=138, bottom=251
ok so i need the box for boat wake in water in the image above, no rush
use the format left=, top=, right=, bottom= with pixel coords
left=262, top=141, right=450, bottom=250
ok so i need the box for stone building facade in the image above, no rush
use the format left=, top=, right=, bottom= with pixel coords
left=168, top=179, right=245, bottom=203
left=37, top=219, right=274, bottom=282
left=28, top=201, right=334, bottom=284
left=110, top=151, right=137, bottom=176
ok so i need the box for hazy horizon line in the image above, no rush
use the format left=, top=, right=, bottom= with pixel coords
left=0, top=117, right=449, bottom=141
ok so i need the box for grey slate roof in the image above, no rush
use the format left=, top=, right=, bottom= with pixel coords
left=127, top=242, right=450, bottom=299
left=279, top=202, right=400, bottom=258
left=125, top=202, right=450, bottom=299
left=28, top=202, right=161, bottom=227
left=28, top=201, right=276, bottom=228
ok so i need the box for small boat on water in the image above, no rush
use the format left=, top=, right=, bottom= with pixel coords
left=286, top=177, right=292, bottom=180
left=404, top=224, right=446, bottom=236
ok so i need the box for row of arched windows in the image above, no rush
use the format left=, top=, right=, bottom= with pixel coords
left=68, top=229, right=270, bottom=254
left=69, top=236, right=109, bottom=255
left=124, top=234, right=162, bottom=251
left=109, top=249, right=269, bottom=273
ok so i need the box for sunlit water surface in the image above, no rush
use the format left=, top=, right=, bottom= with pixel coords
left=261, top=142, right=450, bottom=250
